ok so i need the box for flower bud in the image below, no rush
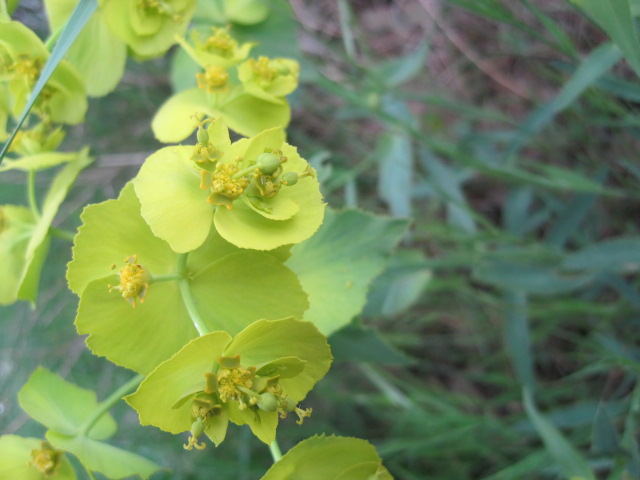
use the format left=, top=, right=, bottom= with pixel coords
left=256, top=153, right=281, bottom=175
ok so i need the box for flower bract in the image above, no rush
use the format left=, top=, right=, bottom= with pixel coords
left=135, top=124, right=325, bottom=252
left=98, top=0, right=197, bottom=58
left=126, top=318, right=332, bottom=447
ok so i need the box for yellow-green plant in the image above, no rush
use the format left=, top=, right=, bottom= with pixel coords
left=0, top=3, right=401, bottom=479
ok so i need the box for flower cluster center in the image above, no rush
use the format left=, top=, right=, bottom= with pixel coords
left=30, top=442, right=61, bottom=475
left=197, top=65, right=229, bottom=92
left=109, top=255, right=151, bottom=308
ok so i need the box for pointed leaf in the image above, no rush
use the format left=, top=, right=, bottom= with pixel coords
left=523, top=388, right=596, bottom=480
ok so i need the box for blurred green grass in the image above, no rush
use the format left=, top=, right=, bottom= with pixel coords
left=3, top=0, right=640, bottom=479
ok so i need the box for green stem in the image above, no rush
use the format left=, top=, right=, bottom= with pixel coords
left=177, top=253, right=209, bottom=336
left=79, top=374, right=144, bottom=437
left=232, top=164, right=257, bottom=179
left=152, top=273, right=182, bottom=283
left=27, top=170, right=40, bottom=218
left=269, top=439, right=283, bottom=463
left=44, top=24, right=64, bottom=51
left=49, top=227, right=76, bottom=242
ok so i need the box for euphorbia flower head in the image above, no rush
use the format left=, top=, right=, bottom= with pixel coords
left=98, top=0, right=197, bottom=58
left=126, top=318, right=332, bottom=447
left=135, top=121, right=325, bottom=252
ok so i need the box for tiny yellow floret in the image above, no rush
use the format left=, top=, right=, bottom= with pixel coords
left=109, top=255, right=151, bottom=308
left=30, top=441, right=61, bottom=475
left=196, top=65, right=229, bottom=92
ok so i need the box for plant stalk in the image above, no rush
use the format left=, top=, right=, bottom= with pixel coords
left=269, top=440, right=283, bottom=463
left=177, top=253, right=209, bottom=336
left=79, top=373, right=144, bottom=437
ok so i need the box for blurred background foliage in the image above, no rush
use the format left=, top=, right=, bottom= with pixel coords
left=2, top=0, right=640, bottom=478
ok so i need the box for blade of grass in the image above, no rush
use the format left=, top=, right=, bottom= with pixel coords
left=523, top=388, right=596, bottom=480
left=572, top=0, right=640, bottom=79
left=505, top=291, right=535, bottom=391
left=505, top=42, right=621, bottom=161
left=0, top=0, right=97, bottom=163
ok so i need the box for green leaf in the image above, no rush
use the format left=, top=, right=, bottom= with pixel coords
left=76, top=277, right=199, bottom=375
left=0, top=206, right=37, bottom=305
left=287, top=209, right=408, bottom=335
left=563, top=237, right=640, bottom=273
left=473, top=257, right=593, bottom=295
left=592, top=403, right=621, bottom=455
left=18, top=368, right=116, bottom=440
left=376, top=132, right=413, bottom=218
left=0, top=1, right=95, bottom=161
left=190, top=251, right=309, bottom=336
left=0, top=435, right=76, bottom=480
left=374, top=41, right=429, bottom=87
left=504, top=291, right=535, bottom=391
left=364, top=249, right=431, bottom=317
left=70, top=183, right=309, bottom=373
left=67, top=183, right=177, bottom=296
left=0, top=152, right=77, bottom=172
left=572, top=0, right=640, bottom=78
left=506, top=41, right=621, bottom=158
left=45, top=0, right=127, bottom=97
left=260, top=435, right=393, bottom=480
left=224, top=318, right=332, bottom=401
left=19, top=149, right=92, bottom=304
left=46, top=431, right=160, bottom=480
left=523, top=388, right=596, bottom=480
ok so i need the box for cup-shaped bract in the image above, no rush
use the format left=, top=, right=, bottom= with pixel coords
left=0, top=436, right=76, bottom=480
left=98, top=0, right=197, bottom=58
left=0, top=21, right=87, bottom=125
left=238, top=56, right=299, bottom=103
left=67, top=183, right=309, bottom=374
left=126, top=318, right=332, bottom=447
left=135, top=124, right=325, bottom=252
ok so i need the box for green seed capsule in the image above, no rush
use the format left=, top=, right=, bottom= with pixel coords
left=280, top=172, right=298, bottom=186
left=257, top=392, right=278, bottom=412
left=190, top=417, right=205, bottom=438
left=197, top=127, right=209, bottom=145
left=256, top=153, right=281, bottom=175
